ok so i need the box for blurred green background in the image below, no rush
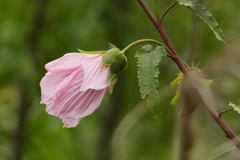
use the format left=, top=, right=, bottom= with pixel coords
left=1, top=0, right=240, bottom=160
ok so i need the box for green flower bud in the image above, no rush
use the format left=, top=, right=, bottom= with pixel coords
left=101, top=44, right=128, bottom=81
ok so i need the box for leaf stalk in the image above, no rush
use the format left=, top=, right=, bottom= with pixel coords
left=160, top=1, right=178, bottom=22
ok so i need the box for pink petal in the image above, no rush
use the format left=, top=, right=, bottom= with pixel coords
left=62, top=118, right=81, bottom=128
left=40, top=69, right=77, bottom=105
left=42, top=66, right=107, bottom=128
left=63, top=89, right=107, bottom=117
left=78, top=53, right=112, bottom=91
left=45, top=68, right=84, bottom=115
left=45, top=53, right=82, bottom=72
left=40, top=52, right=113, bottom=128
left=59, top=89, right=107, bottom=128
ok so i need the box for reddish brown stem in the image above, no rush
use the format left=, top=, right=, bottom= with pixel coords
left=137, top=0, right=240, bottom=151
left=137, top=0, right=187, bottom=75
left=200, top=97, right=240, bottom=149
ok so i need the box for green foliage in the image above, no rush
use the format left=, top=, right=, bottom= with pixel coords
left=135, top=45, right=167, bottom=99
left=170, top=87, right=181, bottom=105
left=147, top=93, right=162, bottom=125
left=229, top=102, right=240, bottom=114
left=1, top=0, right=240, bottom=159
left=177, top=0, right=226, bottom=43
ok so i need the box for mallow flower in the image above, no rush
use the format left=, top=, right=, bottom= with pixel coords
left=40, top=44, right=127, bottom=128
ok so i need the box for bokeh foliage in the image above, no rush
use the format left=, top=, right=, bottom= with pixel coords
left=0, top=0, right=240, bottom=160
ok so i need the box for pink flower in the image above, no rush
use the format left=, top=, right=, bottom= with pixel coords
left=40, top=53, right=113, bottom=128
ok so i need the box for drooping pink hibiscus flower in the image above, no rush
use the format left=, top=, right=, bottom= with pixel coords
left=40, top=53, right=114, bottom=128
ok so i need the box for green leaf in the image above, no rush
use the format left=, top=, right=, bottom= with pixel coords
left=177, top=0, right=226, bottom=43
left=109, top=77, right=118, bottom=94
left=147, top=93, right=162, bottom=125
left=135, top=45, right=167, bottom=99
left=204, top=79, right=213, bottom=86
left=170, top=72, right=183, bottom=105
left=229, top=102, right=240, bottom=114
left=170, top=72, right=183, bottom=87
left=178, top=0, right=192, bottom=6
left=170, top=87, right=181, bottom=105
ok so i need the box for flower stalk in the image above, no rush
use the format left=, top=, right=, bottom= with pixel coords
left=122, top=39, right=172, bottom=55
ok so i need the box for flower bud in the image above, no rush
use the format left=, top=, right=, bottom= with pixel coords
left=101, top=44, right=128, bottom=81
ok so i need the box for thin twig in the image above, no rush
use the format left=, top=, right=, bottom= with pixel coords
left=199, top=93, right=240, bottom=150
left=160, top=1, right=178, bottom=22
left=219, top=108, right=234, bottom=117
